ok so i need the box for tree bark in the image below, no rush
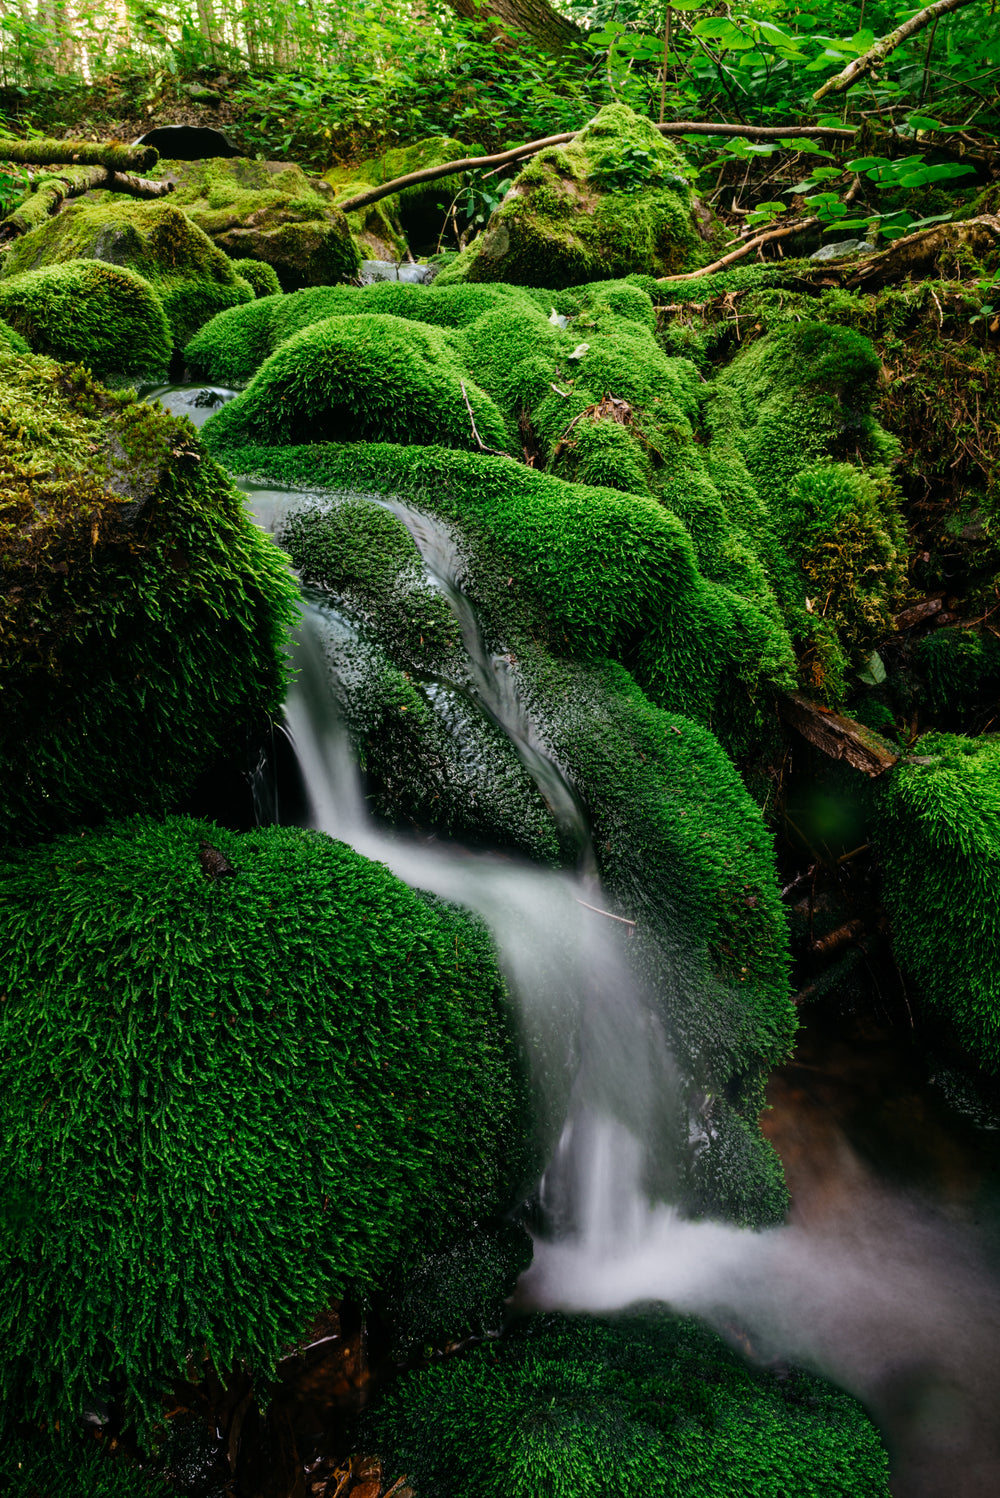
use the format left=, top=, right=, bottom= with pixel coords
left=441, top=0, right=582, bottom=53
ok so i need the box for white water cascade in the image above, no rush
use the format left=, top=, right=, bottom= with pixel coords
left=242, top=478, right=1000, bottom=1498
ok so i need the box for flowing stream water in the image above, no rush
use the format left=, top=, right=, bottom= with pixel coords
left=143, top=385, right=1000, bottom=1496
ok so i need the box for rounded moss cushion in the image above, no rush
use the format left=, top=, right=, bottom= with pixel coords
left=0, top=314, right=31, bottom=354
left=229, top=256, right=282, bottom=299
left=0, top=260, right=172, bottom=376
left=0, top=816, right=529, bottom=1425
left=0, top=349, right=298, bottom=844
left=365, top=1312, right=891, bottom=1498
left=200, top=312, right=511, bottom=452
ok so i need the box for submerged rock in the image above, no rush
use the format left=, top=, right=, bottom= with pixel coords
left=157, top=155, right=361, bottom=289
left=0, top=197, right=253, bottom=348
left=0, top=348, right=298, bottom=843
left=0, top=816, right=530, bottom=1427
left=434, top=104, right=706, bottom=288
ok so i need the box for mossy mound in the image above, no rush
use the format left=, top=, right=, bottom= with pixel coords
left=1, top=1429, right=172, bottom=1497
left=324, top=136, right=482, bottom=259
left=364, top=1312, right=891, bottom=1498
left=202, top=314, right=511, bottom=453
left=0, top=349, right=298, bottom=844
left=0, top=816, right=529, bottom=1426
left=0, top=260, right=171, bottom=376
left=433, top=104, right=704, bottom=289
left=158, top=156, right=361, bottom=289
left=0, top=197, right=254, bottom=348
left=229, top=255, right=282, bottom=298
left=874, top=732, right=1000, bottom=1070
left=184, top=279, right=543, bottom=386
left=0, top=314, right=31, bottom=353
left=915, top=627, right=1000, bottom=723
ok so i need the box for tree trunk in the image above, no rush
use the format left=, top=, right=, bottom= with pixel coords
left=441, top=0, right=581, bottom=54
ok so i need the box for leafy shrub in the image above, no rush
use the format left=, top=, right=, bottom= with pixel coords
left=364, top=1312, right=891, bottom=1498
left=0, top=349, right=298, bottom=844
left=0, top=816, right=529, bottom=1426
left=0, top=259, right=171, bottom=375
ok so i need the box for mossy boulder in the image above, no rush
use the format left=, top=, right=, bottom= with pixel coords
left=0, top=348, right=298, bottom=844
left=202, top=313, right=511, bottom=453
left=874, top=732, right=1000, bottom=1070
left=323, top=135, right=482, bottom=258
left=0, top=815, right=529, bottom=1426
left=0, top=260, right=171, bottom=376
left=0, top=198, right=253, bottom=349
left=229, top=255, right=282, bottom=298
left=433, top=105, right=705, bottom=288
left=158, top=156, right=361, bottom=290
left=364, top=1312, right=891, bottom=1498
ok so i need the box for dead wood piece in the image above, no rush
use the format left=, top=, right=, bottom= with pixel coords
left=0, top=136, right=159, bottom=174
left=780, top=693, right=899, bottom=776
left=459, top=381, right=508, bottom=456
left=550, top=393, right=633, bottom=463
left=809, top=918, right=865, bottom=957
left=199, top=841, right=236, bottom=881
left=657, top=215, right=820, bottom=283
left=3, top=165, right=174, bottom=236
left=843, top=215, right=1000, bottom=292
left=894, top=597, right=943, bottom=630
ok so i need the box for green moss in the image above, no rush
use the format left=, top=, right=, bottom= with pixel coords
left=0, top=315, right=31, bottom=354
left=364, top=1312, right=891, bottom=1498
left=0, top=260, right=171, bottom=376
left=874, top=732, right=1000, bottom=1070
left=228, top=256, right=282, bottom=298
left=324, top=135, right=481, bottom=258
left=451, top=105, right=703, bottom=289
left=0, top=197, right=253, bottom=348
left=0, top=348, right=298, bottom=844
left=0, top=815, right=530, bottom=1427
left=157, top=155, right=361, bottom=290
left=0, top=1428, right=173, bottom=1497
left=184, top=280, right=544, bottom=386
left=202, top=314, right=511, bottom=453
left=915, top=627, right=1000, bottom=720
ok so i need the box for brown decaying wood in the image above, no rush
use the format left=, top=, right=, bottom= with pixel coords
left=332, top=122, right=856, bottom=217
left=812, top=0, right=983, bottom=103
left=809, top=918, right=865, bottom=957
left=894, top=596, right=944, bottom=630
left=779, top=693, right=900, bottom=776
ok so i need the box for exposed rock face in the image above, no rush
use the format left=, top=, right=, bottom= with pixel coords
left=157, top=156, right=361, bottom=288
left=435, top=105, right=706, bottom=288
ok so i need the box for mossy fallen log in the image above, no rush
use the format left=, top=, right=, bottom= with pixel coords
left=3, top=166, right=173, bottom=237
left=0, top=136, right=158, bottom=173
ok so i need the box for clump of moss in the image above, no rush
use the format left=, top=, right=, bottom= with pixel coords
left=1, top=1429, right=172, bottom=1498
left=915, top=627, right=1000, bottom=722
left=157, top=155, right=361, bottom=289
left=0, top=315, right=31, bottom=354
left=874, top=731, right=1000, bottom=1070
left=364, top=1312, right=891, bottom=1498
left=434, top=104, right=704, bottom=289
left=0, top=815, right=530, bottom=1427
left=0, top=197, right=254, bottom=348
left=228, top=256, right=282, bottom=298
left=0, top=348, right=298, bottom=844
left=0, top=260, right=171, bottom=376
left=202, top=313, right=511, bottom=453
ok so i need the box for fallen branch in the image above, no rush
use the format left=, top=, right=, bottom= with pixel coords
left=779, top=693, right=899, bottom=776
left=813, top=0, right=983, bottom=103
left=459, top=381, right=508, bottom=456
left=844, top=213, right=1000, bottom=291
left=3, top=165, right=173, bottom=236
left=333, top=121, right=857, bottom=216
left=657, top=215, right=819, bottom=282
left=0, top=137, right=159, bottom=174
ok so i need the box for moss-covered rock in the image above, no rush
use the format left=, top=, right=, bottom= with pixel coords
left=228, top=255, right=282, bottom=298
left=0, top=260, right=171, bottom=376
left=158, top=156, right=361, bottom=290
left=202, top=314, right=511, bottom=453
left=0, top=349, right=298, bottom=844
left=364, top=1312, right=891, bottom=1498
left=0, top=815, right=530, bottom=1426
left=324, top=135, right=482, bottom=259
left=874, top=731, right=1000, bottom=1070
left=0, top=197, right=253, bottom=349
left=433, top=105, right=704, bottom=289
